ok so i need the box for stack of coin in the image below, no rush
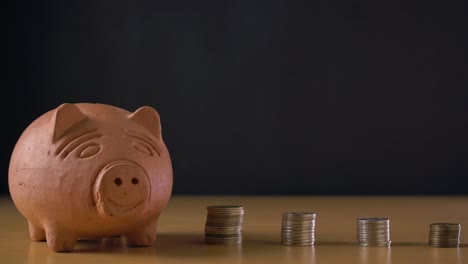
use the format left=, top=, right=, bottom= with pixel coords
left=357, top=218, right=391, bottom=246
left=428, top=223, right=461, bottom=247
left=281, top=212, right=316, bottom=246
left=205, top=205, right=244, bottom=244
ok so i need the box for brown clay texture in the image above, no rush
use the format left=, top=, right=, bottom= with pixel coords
left=9, top=103, right=173, bottom=252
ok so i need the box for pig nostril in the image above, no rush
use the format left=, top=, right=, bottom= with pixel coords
left=114, top=178, right=122, bottom=186
left=131, top=178, right=139, bottom=185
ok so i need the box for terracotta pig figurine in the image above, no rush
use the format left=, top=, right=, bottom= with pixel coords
left=9, top=103, right=173, bottom=252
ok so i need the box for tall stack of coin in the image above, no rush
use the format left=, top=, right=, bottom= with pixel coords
left=357, top=218, right=391, bottom=246
left=428, top=223, right=461, bottom=247
left=205, top=205, right=244, bottom=244
left=281, top=212, right=316, bottom=246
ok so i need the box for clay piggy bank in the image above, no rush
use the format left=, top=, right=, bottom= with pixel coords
left=9, top=103, right=173, bottom=252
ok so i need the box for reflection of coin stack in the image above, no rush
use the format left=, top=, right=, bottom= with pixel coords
left=429, top=223, right=461, bottom=247
left=281, top=212, right=316, bottom=246
left=357, top=218, right=391, bottom=247
left=205, top=205, right=244, bottom=244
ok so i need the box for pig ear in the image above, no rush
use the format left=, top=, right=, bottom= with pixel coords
left=52, top=103, right=87, bottom=142
left=129, top=106, right=162, bottom=140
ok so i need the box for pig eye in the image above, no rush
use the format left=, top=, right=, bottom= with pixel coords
left=78, top=144, right=101, bottom=158
left=133, top=143, right=152, bottom=156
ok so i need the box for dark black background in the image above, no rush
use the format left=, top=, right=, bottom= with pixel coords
left=4, top=0, right=468, bottom=195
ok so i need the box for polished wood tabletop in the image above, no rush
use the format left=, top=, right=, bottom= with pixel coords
left=0, top=196, right=466, bottom=263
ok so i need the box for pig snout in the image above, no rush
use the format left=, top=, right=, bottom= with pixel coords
left=93, top=160, right=150, bottom=218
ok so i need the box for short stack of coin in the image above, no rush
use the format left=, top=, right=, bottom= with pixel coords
left=281, top=212, right=316, bottom=246
left=357, top=218, right=391, bottom=246
left=428, top=223, right=461, bottom=247
left=205, top=205, right=244, bottom=244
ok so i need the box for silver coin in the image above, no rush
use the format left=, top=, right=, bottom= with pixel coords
left=356, top=217, right=391, bottom=247
left=283, top=212, right=316, bottom=221
left=281, top=212, right=317, bottom=247
left=205, top=205, right=244, bottom=245
left=428, top=222, right=461, bottom=247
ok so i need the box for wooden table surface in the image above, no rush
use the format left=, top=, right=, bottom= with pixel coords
left=0, top=196, right=467, bottom=264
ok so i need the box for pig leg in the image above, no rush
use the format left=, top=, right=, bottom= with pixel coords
left=28, top=221, right=46, bottom=241
left=44, top=223, right=77, bottom=252
left=126, top=219, right=158, bottom=247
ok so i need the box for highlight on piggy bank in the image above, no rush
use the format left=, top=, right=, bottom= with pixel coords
left=8, top=103, right=173, bottom=252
